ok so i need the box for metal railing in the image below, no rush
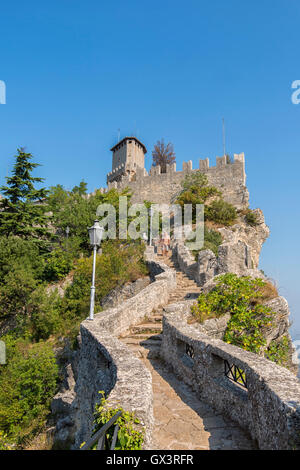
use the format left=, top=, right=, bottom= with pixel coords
left=80, top=410, right=122, bottom=450
left=224, top=360, right=247, bottom=389
left=185, top=343, right=195, bottom=360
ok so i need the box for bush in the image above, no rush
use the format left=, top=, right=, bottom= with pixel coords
left=85, top=391, right=144, bottom=450
left=245, top=209, right=259, bottom=226
left=62, top=241, right=148, bottom=322
left=176, top=172, right=221, bottom=222
left=191, top=273, right=275, bottom=354
left=0, top=430, right=14, bottom=450
left=0, top=265, right=37, bottom=320
left=28, top=286, right=63, bottom=341
left=205, top=199, right=237, bottom=226
left=43, top=249, right=73, bottom=282
left=0, top=337, right=58, bottom=445
left=202, top=226, right=222, bottom=256
left=265, top=336, right=290, bottom=367
left=0, top=236, right=45, bottom=285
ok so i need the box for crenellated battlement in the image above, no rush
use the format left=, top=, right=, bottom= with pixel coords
left=104, top=152, right=248, bottom=208
left=90, top=150, right=248, bottom=209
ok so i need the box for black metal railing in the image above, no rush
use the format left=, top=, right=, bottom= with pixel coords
left=224, top=360, right=247, bottom=389
left=186, top=343, right=195, bottom=360
left=80, top=410, right=122, bottom=450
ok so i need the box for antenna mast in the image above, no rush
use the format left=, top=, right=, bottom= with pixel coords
left=222, top=117, right=226, bottom=156
left=117, top=128, right=120, bottom=142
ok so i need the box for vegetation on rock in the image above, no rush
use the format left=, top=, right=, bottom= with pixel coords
left=177, top=171, right=237, bottom=226
left=191, top=273, right=288, bottom=366
left=244, top=209, right=260, bottom=226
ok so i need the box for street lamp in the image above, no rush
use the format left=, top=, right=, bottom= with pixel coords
left=149, top=206, right=153, bottom=246
left=88, top=220, right=104, bottom=320
left=66, top=226, right=70, bottom=251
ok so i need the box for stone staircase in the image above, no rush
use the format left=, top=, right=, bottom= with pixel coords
left=119, top=250, right=255, bottom=450
left=119, top=251, right=200, bottom=360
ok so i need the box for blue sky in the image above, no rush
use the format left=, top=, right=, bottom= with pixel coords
left=0, top=1, right=300, bottom=334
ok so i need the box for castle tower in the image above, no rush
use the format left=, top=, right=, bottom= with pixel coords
left=107, top=136, right=147, bottom=183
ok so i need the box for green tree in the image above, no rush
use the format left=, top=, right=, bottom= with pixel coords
left=0, top=337, right=58, bottom=444
left=0, top=148, right=50, bottom=240
left=72, top=180, right=88, bottom=195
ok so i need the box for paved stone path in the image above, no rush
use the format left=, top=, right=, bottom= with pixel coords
left=119, top=252, right=255, bottom=450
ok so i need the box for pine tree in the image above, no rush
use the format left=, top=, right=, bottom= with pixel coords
left=0, top=148, right=50, bottom=239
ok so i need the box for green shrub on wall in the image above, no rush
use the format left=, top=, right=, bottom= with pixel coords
left=191, top=273, right=276, bottom=355
left=82, top=391, right=144, bottom=450
left=205, top=199, right=237, bottom=226
left=244, top=209, right=259, bottom=226
left=265, top=336, right=290, bottom=366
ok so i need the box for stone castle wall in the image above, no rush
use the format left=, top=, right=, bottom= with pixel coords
left=104, top=153, right=249, bottom=209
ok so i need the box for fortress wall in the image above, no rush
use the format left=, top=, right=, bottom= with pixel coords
left=108, top=154, right=249, bottom=209
left=161, top=310, right=300, bottom=450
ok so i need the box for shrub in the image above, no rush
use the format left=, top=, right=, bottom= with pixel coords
left=202, top=226, right=222, bottom=256
left=205, top=199, right=237, bottom=226
left=191, top=273, right=275, bottom=354
left=0, top=430, right=14, bottom=450
left=0, top=265, right=38, bottom=320
left=28, top=286, right=63, bottom=341
left=43, top=249, right=73, bottom=282
left=265, top=336, right=290, bottom=366
left=176, top=172, right=221, bottom=222
left=0, top=236, right=45, bottom=285
left=245, top=209, right=259, bottom=226
left=62, top=241, right=148, bottom=322
left=0, top=337, right=58, bottom=445
left=84, top=391, right=144, bottom=450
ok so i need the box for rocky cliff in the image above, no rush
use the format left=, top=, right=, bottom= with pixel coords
left=172, top=208, right=298, bottom=374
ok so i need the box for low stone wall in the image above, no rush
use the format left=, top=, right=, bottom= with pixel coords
left=161, top=310, right=300, bottom=450
left=52, top=247, right=176, bottom=449
left=73, top=320, right=153, bottom=448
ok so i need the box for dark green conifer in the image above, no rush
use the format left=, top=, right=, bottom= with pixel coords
left=0, top=148, right=50, bottom=239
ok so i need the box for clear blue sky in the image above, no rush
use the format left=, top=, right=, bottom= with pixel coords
left=0, top=1, right=299, bottom=335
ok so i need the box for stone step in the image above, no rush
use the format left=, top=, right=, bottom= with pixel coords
left=125, top=332, right=162, bottom=341
left=131, top=323, right=162, bottom=334
left=137, top=344, right=161, bottom=358
left=148, top=315, right=163, bottom=323
left=122, top=336, right=162, bottom=347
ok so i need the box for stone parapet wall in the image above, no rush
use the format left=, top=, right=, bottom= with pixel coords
left=73, top=320, right=153, bottom=448
left=161, top=310, right=300, bottom=450
left=52, top=247, right=176, bottom=449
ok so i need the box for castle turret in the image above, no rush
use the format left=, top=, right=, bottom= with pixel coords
left=107, top=136, right=147, bottom=184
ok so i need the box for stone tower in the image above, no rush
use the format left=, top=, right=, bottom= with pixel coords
left=107, top=136, right=147, bottom=183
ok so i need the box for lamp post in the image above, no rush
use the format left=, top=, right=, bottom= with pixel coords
left=149, top=206, right=153, bottom=246
left=66, top=226, right=70, bottom=251
left=88, top=220, right=104, bottom=321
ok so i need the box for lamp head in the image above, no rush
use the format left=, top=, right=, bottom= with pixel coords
left=88, top=220, right=104, bottom=246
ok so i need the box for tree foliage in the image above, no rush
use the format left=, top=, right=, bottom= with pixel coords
left=0, top=337, right=58, bottom=445
left=191, top=273, right=276, bottom=355
left=152, top=139, right=176, bottom=173
left=0, top=148, right=50, bottom=240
